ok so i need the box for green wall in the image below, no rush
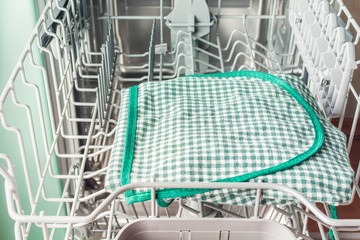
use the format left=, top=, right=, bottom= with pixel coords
left=0, top=1, right=65, bottom=239
left=0, top=1, right=37, bottom=90
left=0, top=1, right=38, bottom=239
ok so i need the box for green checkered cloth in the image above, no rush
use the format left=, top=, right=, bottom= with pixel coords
left=105, top=71, right=353, bottom=206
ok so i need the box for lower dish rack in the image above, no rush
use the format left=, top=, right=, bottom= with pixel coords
left=1, top=0, right=360, bottom=239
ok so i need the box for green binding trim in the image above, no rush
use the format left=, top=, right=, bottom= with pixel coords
left=121, top=71, right=325, bottom=206
left=327, top=205, right=338, bottom=240
left=121, top=86, right=138, bottom=199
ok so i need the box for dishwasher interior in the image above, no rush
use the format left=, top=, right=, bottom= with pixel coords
left=1, top=0, right=360, bottom=239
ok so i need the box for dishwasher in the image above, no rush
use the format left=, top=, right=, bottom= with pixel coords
left=1, top=0, right=360, bottom=239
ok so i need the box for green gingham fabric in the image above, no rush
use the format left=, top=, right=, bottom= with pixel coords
left=105, top=71, right=353, bottom=206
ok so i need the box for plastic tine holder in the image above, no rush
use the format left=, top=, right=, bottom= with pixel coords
left=289, top=0, right=357, bottom=117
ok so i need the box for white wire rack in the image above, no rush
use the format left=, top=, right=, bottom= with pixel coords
left=0, top=0, right=360, bottom=239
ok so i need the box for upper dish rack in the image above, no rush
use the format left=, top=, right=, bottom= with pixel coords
left=0, top=0, right=360, bottom=239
